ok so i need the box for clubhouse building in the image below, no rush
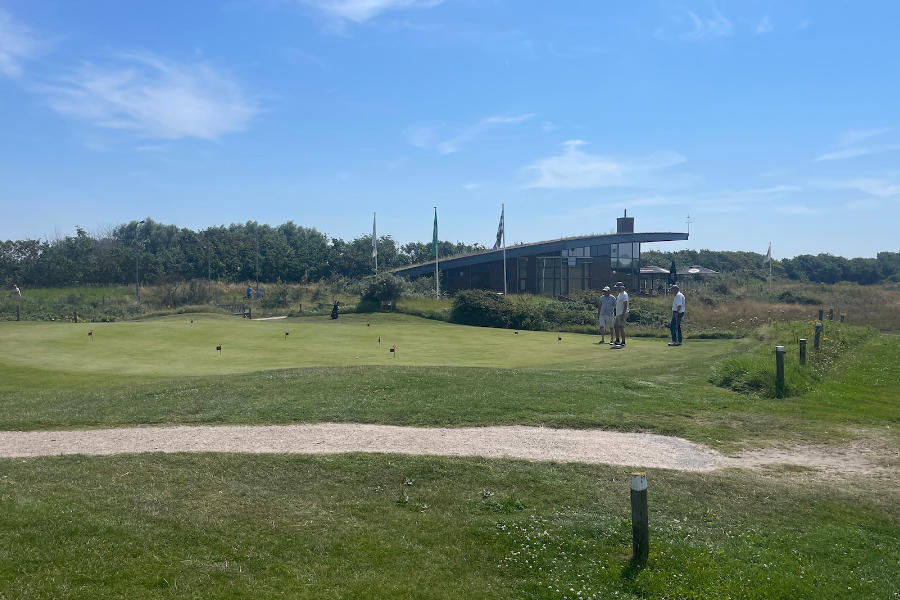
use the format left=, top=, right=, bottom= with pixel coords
left=394, top=213, right=689, bottom=296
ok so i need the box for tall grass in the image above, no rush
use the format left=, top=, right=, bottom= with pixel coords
left=711, top=321, right=874, bottom=398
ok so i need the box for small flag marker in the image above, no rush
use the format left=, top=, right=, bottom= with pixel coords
left=216, top=345, right=222, bottom=356
left=88, top=330, right=93, bottom=341
left=284, top=331, right=289, bottom=340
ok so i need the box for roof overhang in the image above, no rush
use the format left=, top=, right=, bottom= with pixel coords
left=394, top=231, right=689, bottom=278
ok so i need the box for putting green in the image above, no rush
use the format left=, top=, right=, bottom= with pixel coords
left=0, top=312, right=738, bottom=377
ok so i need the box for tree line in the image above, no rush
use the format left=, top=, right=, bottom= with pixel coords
left=2, top=220, right=896, bottom=287
left=641, top=249, right=900, bottom=285
left=0, top=219, right=484, bottom=287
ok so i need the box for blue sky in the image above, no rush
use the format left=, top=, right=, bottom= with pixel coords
left=1, top=0, right=898, bottom=258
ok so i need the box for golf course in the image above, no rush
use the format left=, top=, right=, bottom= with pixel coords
left=0, top=311, right=897, bottom=598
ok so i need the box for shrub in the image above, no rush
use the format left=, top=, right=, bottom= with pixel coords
left=777, top=290, right=822, bottom=305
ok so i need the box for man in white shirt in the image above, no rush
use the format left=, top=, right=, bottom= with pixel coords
left=669, top=284, right=685, bottom=346
left=596, top=286, right=616, bottom=344
left=613, top=282, right=628, bottom=348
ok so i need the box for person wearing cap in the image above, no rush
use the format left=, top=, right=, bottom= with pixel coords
left=613, top=282, right=628, bottom=348
left=669, top=284, right=685, bottom=346
left=596, top=286, right=616, bottom=344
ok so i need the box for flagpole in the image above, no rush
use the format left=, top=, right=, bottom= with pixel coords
left=501, top=203, right=507, bottom=295
left=373, top=212, right=378, bottom=274
left=769, top=242, right=772, bottom=293
left=434, top=207, right=440, bottom=299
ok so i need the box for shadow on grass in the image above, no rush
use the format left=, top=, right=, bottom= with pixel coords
left=620, top=555, right=647, bottom=581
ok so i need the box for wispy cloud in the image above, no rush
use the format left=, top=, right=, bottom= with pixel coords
left=755, top=16, right=773, bottom=34
left=0, top=9, right=42, bottom=77
left=462, top=183, right=479, bottom=191
left=524, top=140, right=685, bottom=189
left=814, top=127, right=899, bottom=162
left=407, top=113, right=535, bottom=155
left=302, top=0, right=442, bottom=24
left=826, top=178, right=900, bottom=198
left=40, top=53, right=256, bottom=140
left=657, top=7, right=733, bottom=41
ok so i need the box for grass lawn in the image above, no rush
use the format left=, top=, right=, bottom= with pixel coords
left=0, top=453, right=896, bottom=599
left=1, top=313, right=898, bottom=450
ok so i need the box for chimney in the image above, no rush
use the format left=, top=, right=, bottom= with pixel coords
left=616, top=209, right=634, bottom=233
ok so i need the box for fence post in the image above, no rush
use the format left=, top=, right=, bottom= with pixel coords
left=74, top=310, right=78, bottom=323
left=814, top=322, right=823, bottom=351
left=828, top=308, right=834, bottom=321
left=775, top=346, right=785, bottom=396
left=630, top=473, right=649, bottom=564
left=16, top=305, right=20, bottom=321
left=840, top=314, right=844, bottom=323
left=799, top=339, right=807, bottom=366
left=818, top=308, right=824, bottom=321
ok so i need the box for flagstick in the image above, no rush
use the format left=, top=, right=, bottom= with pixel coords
left=502, top=203, right=507, bottom=296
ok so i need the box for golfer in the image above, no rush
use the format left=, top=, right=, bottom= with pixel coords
left=596, top=286, right=616, bottom=344
left=9, top=285, right=21, bottom=298
left=613, top=282, right=628, bottom=348
left=668, top=284, right=685, bottom=346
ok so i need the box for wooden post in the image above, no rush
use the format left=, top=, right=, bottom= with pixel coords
left=828, top=308, right=834, bottom=321
left=799, top=339, right=807, bottom=366
left=630, top=473, right=649, bottom=564
left=814, top=322, right=822, bottom=351
left=817, top=308, right=824, bottom=321
left=840, top=314, right=844, bottom=323
left=16, top=305, right=20, bottom=321
left=775, top=346, right=785, bottom=396
left=74, top=310, right=78, bottom=323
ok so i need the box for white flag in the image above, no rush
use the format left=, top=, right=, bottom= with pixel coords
left=493, top=205, right=505, bottom=250
left=763, top=242, right=771, bottom=264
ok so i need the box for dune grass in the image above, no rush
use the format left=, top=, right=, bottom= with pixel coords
left=0, top=453, right=896, bottom=599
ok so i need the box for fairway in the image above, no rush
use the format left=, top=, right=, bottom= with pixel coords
left=0, top=312, right=740, bottom=377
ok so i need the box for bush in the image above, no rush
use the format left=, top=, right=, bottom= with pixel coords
left=358, top=273, right=406, bottom=312
left=450, top=290, right=513, bottom=328
left=777, top=290, right=822, bottom=305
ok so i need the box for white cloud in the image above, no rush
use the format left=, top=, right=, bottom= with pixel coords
left=0, top=9, right=41, bottom=77
left=755, top=16, right=773, bottom=34
left=525, top=140, right=685, bottom=189
left=40, top=53, right=255, bottom=140
left=832, top=178, right=900, bottom=198
left=407, top=113, right=535, bottom=154
left=814, top=127, right=898, bottom=162
left=462, top=183, right=479, bottom=191
left=302, top=0, right=442, bottom=24
left=657, top=8, right=733, bottom=41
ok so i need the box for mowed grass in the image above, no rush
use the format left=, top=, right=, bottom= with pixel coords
left=0, top=312, right=734, bottom=376
left=1, top=313, right=898, bottom=450
left=0, top=453, right=896, bottom=599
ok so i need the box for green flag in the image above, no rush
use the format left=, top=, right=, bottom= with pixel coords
left=433, top=208, right=438, bottom=257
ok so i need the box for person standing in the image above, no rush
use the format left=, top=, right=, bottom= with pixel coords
left=596, top=286, right=616, bottom=344
left=669, top=284, right=685, bottom=346
left=613, top=282, right=628, bottom=348
left=10, top=285, right=21, bottom=299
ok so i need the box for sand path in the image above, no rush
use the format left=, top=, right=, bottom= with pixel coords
left=1, top=424, right=893, bottom=476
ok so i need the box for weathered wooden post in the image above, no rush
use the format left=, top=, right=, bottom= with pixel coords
left=818, top=308, right=824, bottom=321
left=828, top=307, right=834, bottom=321
left=799, top=339, right=807, bottom=366
left=840, top=314, right=845, bottom=323
left=775, top=346, right=786, bottom=396
left=74, top=310, right=78, bottom=323
left=814, top=322, right=823, bottom=351
left=16, top=305, right=20, bottom=321
left=630, top=472, right=649, bottom=564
